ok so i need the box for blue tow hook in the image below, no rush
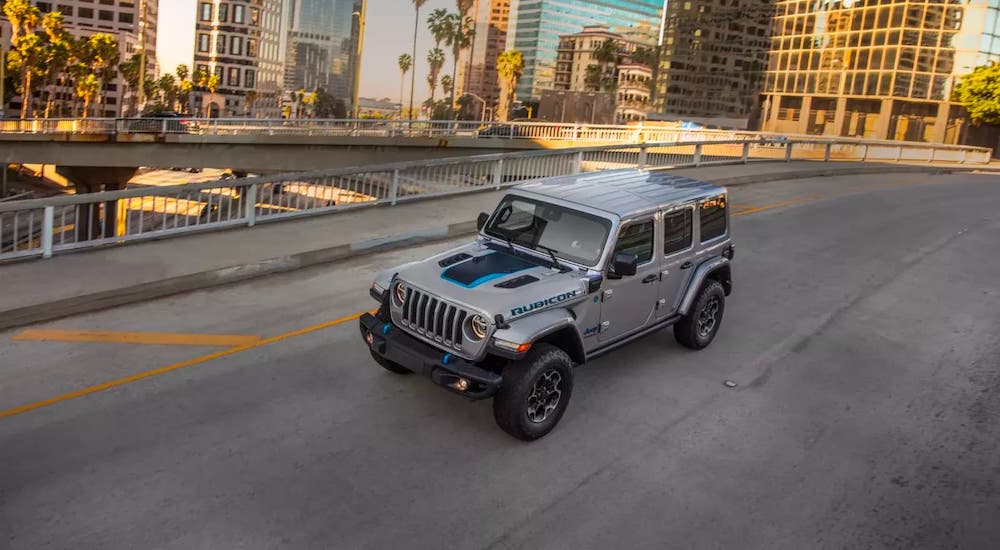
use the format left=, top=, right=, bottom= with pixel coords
left=382, top=323, right=391, bottom=335
left=442, top=353, right=452, bottom=365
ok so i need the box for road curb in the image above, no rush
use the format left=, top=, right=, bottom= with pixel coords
left=0, top=220, right=478, bottom=332
left=0, top=164, right=983, bottom=331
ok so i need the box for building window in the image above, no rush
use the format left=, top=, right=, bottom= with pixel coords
left=78, top=7, right=94, bottom=18
left=118, top=12, right=133, bottom=24
left=700, top=197, right=727, bottom=242
left=200, top=2, right=212, bottom=22
left=245, top=69, right=256, bottom=89
left=230, top=36, right=243, bottom=56
left=57, top=4, right=73, bottom=16
left=98, top=10, right=113, bottom=21
left=233, top=5, right=245, bottom=24
left=216, top=34, right=226, bottom=54
left=198, top=33, right=210, bottom=53
left=218, top=3, right=228, bottom=23
left=228, top=67, right=240, bottom=87
left=247, top=39, right=258, bottom=58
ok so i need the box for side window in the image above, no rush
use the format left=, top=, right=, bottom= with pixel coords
left=700, top=195, right=727, bottom=242
left=664, top=208, right=693, bottom=255
left=614, top=219, right=654, bottom=264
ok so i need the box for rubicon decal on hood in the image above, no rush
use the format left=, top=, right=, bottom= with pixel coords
left=510, top=290, right=582, bottom=318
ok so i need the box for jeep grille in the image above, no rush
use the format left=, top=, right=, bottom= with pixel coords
left=399, top=287, right=469, bottom=349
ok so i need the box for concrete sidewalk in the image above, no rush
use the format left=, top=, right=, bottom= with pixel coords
left=0, top=159, right=988, bottom=330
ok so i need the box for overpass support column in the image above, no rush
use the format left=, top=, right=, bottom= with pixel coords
left=55, top=166, right=138, bottom=241
left=931, top=102, right=950, bottom=144
left=797, top=96, right=813, bottom=135
left=832, top=97, right=847, bottom=137
left=876, top=99, right=894, bottom=141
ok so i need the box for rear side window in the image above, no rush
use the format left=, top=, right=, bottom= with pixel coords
left=700, top=196, right=727, bottom=242
left=663, top=208, right=692, bottom=255
left=614, top=219, right=654, bottom=264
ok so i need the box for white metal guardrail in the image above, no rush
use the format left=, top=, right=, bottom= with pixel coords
left=0, top=137, right=991, bottom=262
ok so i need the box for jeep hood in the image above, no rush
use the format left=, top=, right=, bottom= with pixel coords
left=389, top=242, right=593, bottom=321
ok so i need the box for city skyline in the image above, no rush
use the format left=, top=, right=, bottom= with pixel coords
left=158, top=0, right=461, bottom=105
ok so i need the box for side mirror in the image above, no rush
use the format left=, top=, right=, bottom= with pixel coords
left=477, top=212, right=490, bottom=230
left=610, top=252, right=638, bottom=278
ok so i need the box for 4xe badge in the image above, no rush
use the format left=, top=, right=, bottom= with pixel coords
left=510, top=290, right=581, bottom=318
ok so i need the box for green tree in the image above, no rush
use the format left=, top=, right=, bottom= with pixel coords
left=118, top=53, right=149, bottom=115
left=158, top=74, right=177, bottom=109
left=41, top=11, right=74, bottom=118
left=314, top=87, right=339, bottom=118
left=178, top=79, right=193, bottom=114
left=409, top=0, right=429, bottom=120
left=594, top=39, right=618, bottom=64
left=440, top=74, right=453, bottom=99
left=77, top=33, right=120, bottom=115
left=444, top=13, right=474, bottom=116
left=427, top=8, right=450, bottom=49
left=496, top=49, right=523, bottom=122
left=4, top=0, right=43, bottom=118
left=954, top=62, right=1000, bottom=125
left=426, top=47, right=445, bottom=106
left=397, top=53, right=412, bottom=117
left=176, top=64, right=190, bottom=82
left=75, top=73, right=100, bottom=118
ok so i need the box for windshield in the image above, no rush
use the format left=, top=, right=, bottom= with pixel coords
left=484, top=195, right=612, bottom=267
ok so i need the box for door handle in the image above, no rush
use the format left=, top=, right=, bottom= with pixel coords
left=641, top=274, right=658, bottom=284
left=680, top=262, right=693, bottom=270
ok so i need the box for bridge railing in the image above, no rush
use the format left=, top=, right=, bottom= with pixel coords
left=0, top=137, right=991, bottom=262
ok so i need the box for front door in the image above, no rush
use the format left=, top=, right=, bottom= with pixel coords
left=657, top=205, right=696, bottom=317
left=599, top=216, right=660, bottom=342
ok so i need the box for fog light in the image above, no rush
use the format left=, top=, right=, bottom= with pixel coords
left=450, top=378, right=470, bottom=391
left=494, top=338, right=531, bottom=353
left=364, top=331, right=374, bottom=346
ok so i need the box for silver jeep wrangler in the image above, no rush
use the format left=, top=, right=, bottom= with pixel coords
left=360, top=169, right=734, bottom=440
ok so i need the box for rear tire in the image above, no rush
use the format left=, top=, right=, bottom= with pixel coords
left=370, top=350, right=412, bottom=375
left=493, top=344, right=574, bottom=441
left=674, top=280, right=726, bottom=350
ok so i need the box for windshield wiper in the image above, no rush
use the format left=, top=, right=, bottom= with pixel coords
left=535, top=244, right=568, bottom=272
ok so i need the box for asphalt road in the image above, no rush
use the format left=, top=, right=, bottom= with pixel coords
left=2, top=172, right=999, bottom=549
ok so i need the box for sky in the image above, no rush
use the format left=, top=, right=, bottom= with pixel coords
left=157, top=0, right=460, bottom=105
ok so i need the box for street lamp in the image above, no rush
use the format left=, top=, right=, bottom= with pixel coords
left=464, top=92, right=488, bottom=121
left=351, top=1, right=367, bottom=120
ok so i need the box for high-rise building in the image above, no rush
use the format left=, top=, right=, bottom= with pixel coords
left=282, top=0, right=361, bottom=103
left=193, top=0, right=285, bottom=118
left=653, top=0, right=774, bottom=127
left=455, top=0, right=512, bottom=113
left=1, top=0, right=159, bottom=117
left=763, top=0, right=1000, bottom=144
left=507, top=0, right=662, bottom=101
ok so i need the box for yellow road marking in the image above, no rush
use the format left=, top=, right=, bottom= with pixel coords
left=0, top=193, right=832, bottom=421
left=0, top=311, right=368, bottom=421
left=732, top=196, right=819, bottom=217
left=13, top=329, right=263, bottom=347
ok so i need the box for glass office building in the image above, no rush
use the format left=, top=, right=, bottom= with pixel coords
left=508, top=0, right=663, bottom=100
left=763, top=0, right=1000, bottom=144
left=283, top=0, right=361, bottom=101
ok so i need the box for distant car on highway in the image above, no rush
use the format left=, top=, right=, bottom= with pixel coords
left=477, top=124, right=524, bottom=138
left=122, top=112, right=199, bottom=134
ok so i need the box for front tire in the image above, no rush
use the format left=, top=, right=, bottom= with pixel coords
left=493, top=344, right=574, bottom=441
left=674, top=280, right=726, bottom=350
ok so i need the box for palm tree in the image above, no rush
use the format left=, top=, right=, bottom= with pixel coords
left=245, top=90, right=258, bottom=117
left=176, top=64, right=190, bottom=83
left=445, top=13, right=474, bottom=115
left=459, top=0, right=478, bottom=95
left=427, top=9, right=450, bottom=48
left=496, top=49, right=523, bottom=122
left=397, top=53, right=412, bottom=118
left=4, top=0, right=43, bottom=118
left=441, top=75, right=453, bottom=99
left=408, top=0, right=429, bottom=120
left=427, top=48, right=445, bottom=107
left=76, top=73, right=100, bottom=118
left=425, top=73, right=438, bottom=115
left=41, top=11, right=74, bottom=118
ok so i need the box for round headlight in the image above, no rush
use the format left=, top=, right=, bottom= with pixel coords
left=393, top=282, right=407, bottom=306
left=469, top=315, right=489, bottom=340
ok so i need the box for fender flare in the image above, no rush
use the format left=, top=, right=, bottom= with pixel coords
left=678, top=257, right=731, bottom=316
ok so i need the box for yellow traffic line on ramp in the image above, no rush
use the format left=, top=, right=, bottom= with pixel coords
left=13, top=329, right=263, bottom=347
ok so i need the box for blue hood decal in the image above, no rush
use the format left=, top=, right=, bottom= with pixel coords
left=440, top=252, right=537, bottom=288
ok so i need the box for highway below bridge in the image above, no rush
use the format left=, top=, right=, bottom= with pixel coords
left=1, top=172, right=999, bottom=548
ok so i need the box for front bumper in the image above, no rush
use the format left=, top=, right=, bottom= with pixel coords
left=359, top=313, right=502, bottom=400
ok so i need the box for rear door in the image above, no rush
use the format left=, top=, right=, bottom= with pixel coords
left=657, top=205, right=696, bottom=317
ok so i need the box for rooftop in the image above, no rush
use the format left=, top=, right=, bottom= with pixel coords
left=514, top=169, right=724, bottom=218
